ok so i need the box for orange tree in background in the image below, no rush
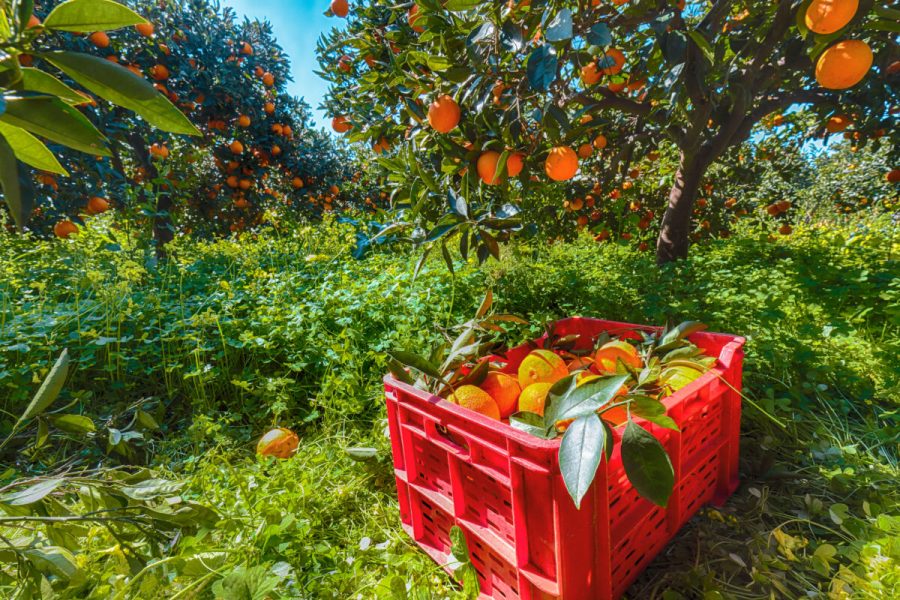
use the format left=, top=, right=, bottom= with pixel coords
left=25, top=0, right=348, bottom=247
left=317, top=0, right=898, bottom=265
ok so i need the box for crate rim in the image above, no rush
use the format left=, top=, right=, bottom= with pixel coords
left=384, top=317, right=745, bottom=452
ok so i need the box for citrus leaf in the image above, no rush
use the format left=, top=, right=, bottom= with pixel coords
left=50, top=414, right=95, bottom=434
left=120, top=478, right=184, bottom=501
left=18, top=350, right=69, bottom=424
left=0, top=133, right=26, bottom=231
left=621, top=418, right=674, bottom=507
left=43, top=0, right=147, bottom=32
left=526, top=45, right=557, bottom=91
left=509, top=411, right=554, bottom=439
left=24, top=546, right=79, bottom=581
left=19, top=67, right=86, bottom=104
left=545, top=9, right=573, bottom=42
left=559, top=414, right=605, bottom=508
left=0, top=478, right=63, bottom=506
left=387, top=350, right=445, bottom=381
left=0, top=95, right=109, bottom=156
left=545, top=374, right=629, bottom=425
left=0, top=122, right=68, bottom=175
left=44, top=51, right=201, bottom=136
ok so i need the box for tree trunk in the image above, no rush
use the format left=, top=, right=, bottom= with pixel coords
left=655, top=152, right=707, bottom=265
left=126, top=134, right=173, bottom=259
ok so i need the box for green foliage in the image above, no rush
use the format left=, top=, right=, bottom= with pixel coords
left=0, top=214, right=898, bottom=597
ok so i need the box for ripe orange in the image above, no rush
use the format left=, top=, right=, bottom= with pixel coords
left=544, top=146, right=578, bottom=181
left=448, top=385, right=501, bottom=420
left=230, top=140, right=244, bottom=154
left=226, top=175, right=239, bottom=188
left=264, top=102, right=275, bottom=114
left=149, top=143, right=169, bottom=158
left=332, top=115, right=352, bottom=133
left=518, top=349, right=568, bottom=388
left=89, top=32, right=110, bottom=48
left=577, top=143, right=593, bottom=159
left=581, top=61, right=601, bottom=85
left=149, top=64, right=169, bottom=81
left=54, top=220, right=78, bottom=239
left=271, top=144, right=281, bottom=156
left=239, top=179, right=251, bottom=190
left=593, top=134, right=608, bottom=149
left=887, top=169, right=900, bottom=183
left=262, top=72, right=275, bottom=86
left=594, top=340, right=642, bottom=374
left=87, top=196, right=109, bottom=214
left=241, top=41, right=253, bottom=55
left=238, top=115, right=251, bottom=128
left=408, top=4, right=424, bottom=33
left=427, top=94, right=460, bottom=133
left=477, top=150, right=503, bottom=185
left=331, top=0, right=349, bottom=18
left=292, top=176, right=304, bottom=189
left=506, top=152, right=524, bottom=177
left=815, top=40, right=872, bottom=90
left=518, top=383, right=553, bottom=416
left=599, top=48, right=625, bottom=75
left=27, top=14, right=41, bottom=28
left=256, top=427, right=299, bottom=458
left=567, top=356, right=594, bottom=372
left=135, top=22, right=154, bottom=37
left=825, top=114, right=852, bottom=133
left=480, top=372, right=522, bottom=418
left=372, top=137, right=391, bottom=154
left=805, top=0, right=858, bottom=35
left=338, top=54, right=353, bottom=72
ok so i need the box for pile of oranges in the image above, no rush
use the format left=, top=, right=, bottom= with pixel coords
left=446, top=336, right=666, bottom=429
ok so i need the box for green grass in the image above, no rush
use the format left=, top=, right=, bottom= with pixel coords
left=0, top=214, right=897, bottom=598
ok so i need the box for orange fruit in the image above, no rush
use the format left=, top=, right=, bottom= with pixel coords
left=427, top=94, right=460, bottom=133
left=150, top=64, right=169, bottom=81
left=885, top=169, right=899, bottom=183
left=577, top=143, right=593, bottom=159
left=238, top=115, right=251, bottom=128
left=567, top=356, right=594, bottom=372
left=408, top=4, right=424, bottom=33
left=241, top=41, right=253, bottom=55
left=518, top=383, right=553, bottom=416
left=581, top=62, right=601, bottom=85
left=262, top=72, right=275, bottom=86
left=332, top=115, right=352, bottom=133
left=89, top=32, right=110, bottom=48
left=372, top=137, right=391, bottom=154
left=779, top=224, right=793, bottom=235
left=815, top=40, right=872, bottom=90
left=338, top=54, right=353, bottom=72
left=599, top=48, right=625, bottom=75
left=239, top=179, right=251, bottom=190
left=292, top=176, right=304, bottom=189
left=230, top=140, right=244, bottom=154
left=506, top=152, right=524, bottom=177
left=331, top=0, right=349, bottom=18
left=87, top=196, right=109, bottom=214
left=480, top=372, right=522, bottom=418
left=256, top=427, right=299, bottom=458
left=805, top=0, right=858, bottom=35
left=518, top=349, right=568, bottom=387
left=264, top=102, right=275, bottom=114
left=477, top=150, right=503, bottom=185
left=594, top=340, right=642, bottom=374
left=27, top=15, right=41, bottom=28
left=149, top=143, right=169, bottom=158
left=271, top=144, right=281, bottom=156
left=135, top=23, right=154, bottom=37
left=54, top=220, right=78, bottom=239
left=448, top=385, right=501, bottom=420
left=545, top=146, right=578, bottom=181
left=226, top=175, right=239, bottom=188
left=593, top=134, right=608, bottom=149
left=825, top=114, right=852, bottom=133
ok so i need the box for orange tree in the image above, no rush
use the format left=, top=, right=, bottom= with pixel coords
left=317, top=0, right=898, bottom=265
left=26, top=0, right=348, bottom=246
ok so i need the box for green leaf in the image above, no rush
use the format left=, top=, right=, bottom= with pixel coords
left=559, top=414, right=605, bottom=508
left=0, top=122, right=68, bottom=174
left=387, top=350, right=445, bottom=382
left=0, top=96, right=109, bottom=156
left=43, top=0, right=147, bottom=32
left=545, top=374, right=629, bottom=425
left=509, top=411, right=554, bottom=439
left=630, top=396, right=680, bottom=431
left=658, top=321, right=706, bottom=349
left=19, top=67, right=86, bottom=104
left=545, top=9, right=573, bottom=42
left=345, top=447, right=377, bottom=460
left=50, top=414, right=95, bottom=434
left=44, top=51, right=201, bottom=136
left=24, top=546, right=80, bottom=582
left=444, top=0, right=482, bottom=11
left=386, top=356, right=415, bottom=385
left=0, top=478, right=63, bottom=506
left=621, top=418, right=674, bottom=507
left=686, top=30, right=714, bottom=64
left=18, top=350, right=69, bottom=424
left=526, top=45, right=557, bottom=91
left=0, top=133, right=26, bottom=230
left=120, top=478, right=184, bottom=501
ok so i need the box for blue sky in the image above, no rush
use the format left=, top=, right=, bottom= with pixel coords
left=221, top=0, right=337, bottom=128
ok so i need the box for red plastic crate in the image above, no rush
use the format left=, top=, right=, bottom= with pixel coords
left=385, top=317, right=745, bottom=600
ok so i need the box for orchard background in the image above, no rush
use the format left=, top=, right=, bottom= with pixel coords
left=0, top=0, right=898, bottom=598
